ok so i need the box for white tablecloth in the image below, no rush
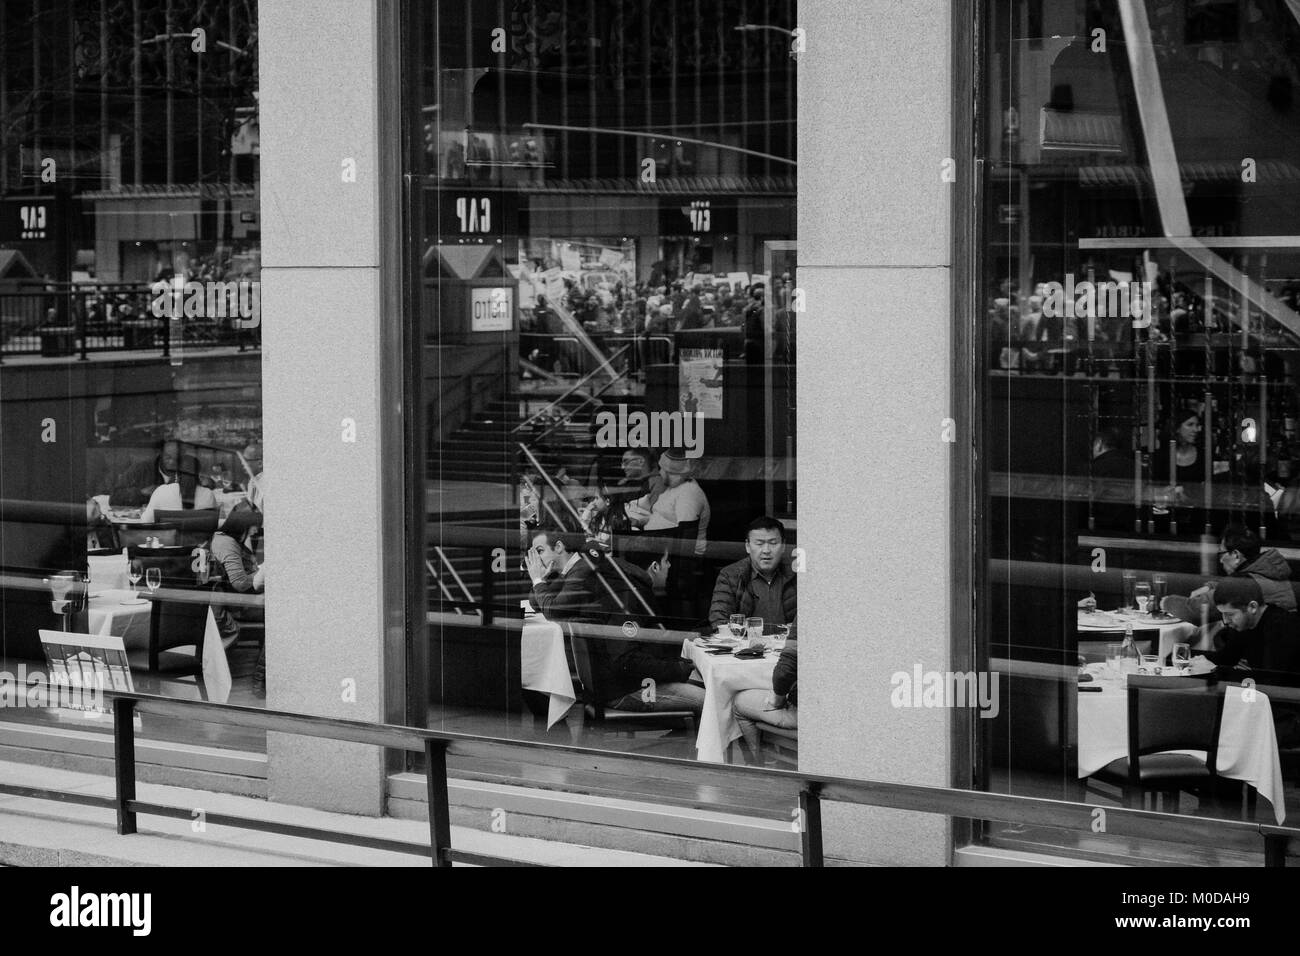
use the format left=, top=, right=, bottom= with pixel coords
left=520, top=615, right=575, bottom=729
left=1078, top=667, right=1286, bottom=824
left=1078, top=610, right=1200, bottom=661
left=681, top=638, right=779, bottom=763
left=86, top=588, right=231, bottom=703
left=88, top=589, right=152, bottom=648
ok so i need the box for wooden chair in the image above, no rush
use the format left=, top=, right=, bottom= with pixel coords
left=754, top=722, right=798, bottom=767
left=1087, top=675, right=1225, bottom=813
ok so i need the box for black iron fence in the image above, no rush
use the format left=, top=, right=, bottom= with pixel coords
left=0, top=283, right=259, bottom=361
left=1, top=689, right=1295, bottom=866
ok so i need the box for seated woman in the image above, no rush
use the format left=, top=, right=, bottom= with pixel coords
left=209, top=508, right=265, bottom=644
left=140, top=467, right=217, bottom=523
left=625, top=451, right=710, bottom=622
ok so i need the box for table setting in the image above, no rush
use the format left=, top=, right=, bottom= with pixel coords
left=682, top=616, right=789, bottom=762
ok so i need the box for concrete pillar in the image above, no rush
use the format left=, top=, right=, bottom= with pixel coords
left=258, top=0, right=390, bottom=814
left=798, top=0, right=954, bottom=864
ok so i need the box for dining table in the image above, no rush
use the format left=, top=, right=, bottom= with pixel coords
left=520, top=611, right=577, bottom=729
left=681, top=635, right=781, bottom=763
left=1077, top=662, right=1286, bottom=824
left=84, top=587, right=233, bottom=702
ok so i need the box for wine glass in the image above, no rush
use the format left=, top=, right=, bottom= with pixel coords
left=128, top=559, right=143, bottom=594
left=145, top=567, right=161, bottom=596
left=1173, top=642, right=1192, bottom=672
left=728, top=614, right=746, bottom=641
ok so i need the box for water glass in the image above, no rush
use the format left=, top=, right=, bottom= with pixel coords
left=745, top=616, right=764, bottom=648
left=1138, top=654, right=1162, bottom=675
left=145, top=567, right=161, bottom=594
left=1134, top=581, right=1152, bottom=614
left=1121, top=571, right=1136, bottom=610
left=728, top=614, right=746, bottom=640
left=1173, top=642, right=1192, bottom=672
left=1106, top=643, right=1123, bottom=680
left=1151, top=575, right=1167, bottom=616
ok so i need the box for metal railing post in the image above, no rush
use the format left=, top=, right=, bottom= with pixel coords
left=113, top=697, right=138, bottom=835
left=800, top=785, right=824, bottom=867
left=75, top=287, right=89, bottom=361
left=425, top=739, right=453, bottom=867
left=1265, top=834, right=1288, bottom=867
left=479, top=547, right=496, bottom=625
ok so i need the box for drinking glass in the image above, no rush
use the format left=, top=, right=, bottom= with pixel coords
left=1139, top=654, right=1162, bottom=675
left=1106, top=643, right=1123, bottom=681
left=728, top=614, right=746, bottom=640
left=772, top=624, right=791, bottom=650
left=128, top=559, right=143, bottom=594
left=745, top=616, right=764, bottom=647
left=1151, top=575, right=1167, bottom=617
left=1173, top=642, right=1192, bottom=672
left=1133, top=581, right=1152, bottom=614
left=1121, top=571, right=1136, bottom=610
left=145, top=567, right=161, bottom=595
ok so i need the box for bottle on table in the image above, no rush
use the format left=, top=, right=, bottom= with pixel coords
left=1120, top=623, right=1141, bottom=676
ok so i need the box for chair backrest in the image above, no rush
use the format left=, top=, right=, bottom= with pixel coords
left=569, top=631, right=599, bottom=704
left=148, top=584, right=212, bottom=667
left=1127, top=676, right=1225, bottom=774
left=127, top=545, right=198, bottom=588
left=152, top=508, right=218, bottom=547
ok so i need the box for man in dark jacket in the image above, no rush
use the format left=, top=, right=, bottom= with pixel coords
left=1164, top=523, right=1297, bottom=626
left=733, top=642, right=797, bottom=762
left=526, top=530, right=703, bottom=715
left=1203, top=577, right=1300, bottom=675
left=709, top=516, right=797, bottom=635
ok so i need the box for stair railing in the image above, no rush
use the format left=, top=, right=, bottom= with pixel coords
left=511, top=343, right=631, bottom=437
left=425, top=558, right=465, bottom=614
left=517, top=441, right=659, bottom=623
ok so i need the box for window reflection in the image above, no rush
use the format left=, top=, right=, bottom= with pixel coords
left=0, top=1, right=265, bottom=750
left=411, top=0, right=799, bottom=771
left=983, top=0, right=1300, bottom=860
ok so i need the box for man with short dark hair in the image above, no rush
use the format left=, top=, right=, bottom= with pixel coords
left=708, top=516, right=797, bottom=633
left=1195, top=577, right=1300, bottom=674
left=1164, top=523, right=1297, bottom=625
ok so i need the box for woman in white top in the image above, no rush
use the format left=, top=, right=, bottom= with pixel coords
left=140, top=470, right=217, bottom=522
left=625, top=451, right=710, bottom=556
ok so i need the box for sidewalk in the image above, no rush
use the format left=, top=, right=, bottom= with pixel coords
left=0, top=760, right=716, bottom=867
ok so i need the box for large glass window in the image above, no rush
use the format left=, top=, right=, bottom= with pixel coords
left=405, top=0, right=799, bottom=785
left=978, top=0, right=1300, bottom=862
left=0, top=0, right=266, bottom=752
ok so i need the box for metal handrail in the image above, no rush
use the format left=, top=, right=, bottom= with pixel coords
left=511, top=344, right=631, bottom=435
left=425, top=558, right=465, bottom=614
left=518, top=442, right=659, bottom=622
left=2, top=689, right=1294, bottom=867
left=433, top=546, right=475, bottom=605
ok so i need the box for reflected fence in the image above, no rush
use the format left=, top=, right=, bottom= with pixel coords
left=0, top=283, right=259, bottom=360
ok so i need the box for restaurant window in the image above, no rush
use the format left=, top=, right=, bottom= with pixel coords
left=404, top=0, right=799, bottom=781
left=977, top=0, right=1300, bottom=862
left=0, top=1, right=266, bottom=752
